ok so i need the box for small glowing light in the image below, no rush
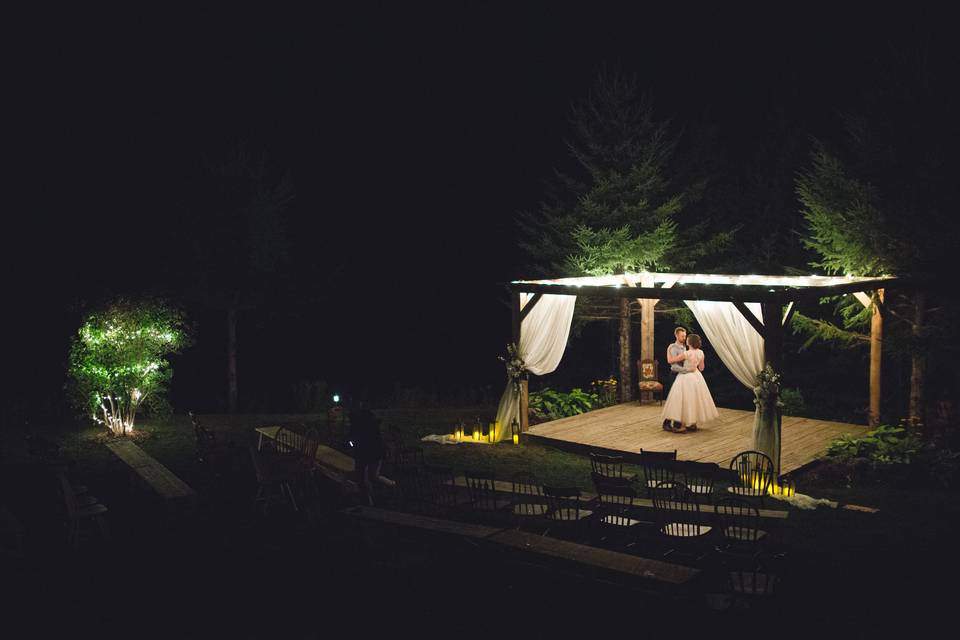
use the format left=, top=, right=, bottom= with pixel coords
left=332, top=394, right=340, bottom=403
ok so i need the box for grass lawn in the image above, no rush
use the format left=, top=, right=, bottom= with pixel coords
left=2, top=407, right=958, bottom=636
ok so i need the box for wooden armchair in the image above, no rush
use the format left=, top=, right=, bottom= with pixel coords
left=637, top=359, right=664, bottom=405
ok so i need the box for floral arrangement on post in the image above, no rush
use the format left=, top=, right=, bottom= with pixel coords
left=499, top=343, right=526, bottom=390
left=753, top=363, right=784, bottom=410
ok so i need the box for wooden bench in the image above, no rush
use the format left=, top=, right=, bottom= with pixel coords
left=342, top=505, right=700, bottom=587
left=106, top=441, right=197, bottom=510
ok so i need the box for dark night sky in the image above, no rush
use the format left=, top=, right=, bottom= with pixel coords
left=7, top=3, right=956, bottom=410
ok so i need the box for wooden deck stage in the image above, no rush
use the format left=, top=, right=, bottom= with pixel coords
left=525, top=402, right=867, bottom=475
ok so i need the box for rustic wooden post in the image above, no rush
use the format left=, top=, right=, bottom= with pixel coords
left=761, top=299, right=785, bottom=474
left=618, top=298, right=632, bottom=402
left=869, top=289, right=884, bottom=427
left=854, top=289, right=885, bottom=428
left=909, top=288, right=926, bottom=426
left=512, top=291, right=529, bottom=433
left=638, top=273, right=658, bottom=404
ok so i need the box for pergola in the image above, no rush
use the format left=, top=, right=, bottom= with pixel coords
left=504, top=272, right=902, bottom=472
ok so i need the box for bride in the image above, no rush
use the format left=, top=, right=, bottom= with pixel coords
left=660, top=333, right=719, bottom=433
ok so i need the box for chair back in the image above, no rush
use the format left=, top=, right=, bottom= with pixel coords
left=248, top=446, right=272, bottom=484
left=651, top=480, right=705, bottom=537
left=729, top=451, right=775, bottom=499
left=590, top=452, right=628, bottom=479
left=57, top=473, right=80, bottom=518
left=424, top=465, right=459, bottom=509
left=714, top=496, right=763, bottom=546
left=675, top=460, right=720, bottom=501
left=729, top=567, right=778, bottom=597
left=638, top=359, right=659, bottom=382
left=396, top=465, right=426, bottom=510
left=511, top=471, right=546, bottom=517
left=593, top=476, right=638, bottom=527
left=542, top=486, right=584, bottom=522
left=394, top=445, right=425, bottom=469
left=639, top=449, right=678, bottom=496
left=464, top=470, right=500, bottom=511
left=274, top=427, right=301, bottom=455
left=300, top=428, right=321, bottom=467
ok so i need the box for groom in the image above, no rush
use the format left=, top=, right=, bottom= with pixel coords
left=662, top=326, right=688, bottom=431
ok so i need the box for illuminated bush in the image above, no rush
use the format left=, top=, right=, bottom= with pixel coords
left=67, top=299, right=191, bottom=435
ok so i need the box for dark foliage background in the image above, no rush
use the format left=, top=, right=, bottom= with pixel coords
left=5, top=3, right=957, bottom=425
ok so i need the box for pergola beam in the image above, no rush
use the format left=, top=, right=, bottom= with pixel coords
left=508, top=277, right=901, bottom=303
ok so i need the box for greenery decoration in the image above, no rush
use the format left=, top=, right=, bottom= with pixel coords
left=67, top=299, right=191, bottom=436
left=529, top=387, right=598, bottom=421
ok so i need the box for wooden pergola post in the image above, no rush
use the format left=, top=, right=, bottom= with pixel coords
left=638, top=273, right=658, bottom=403
left=512, top=291, right=529, bottom=434
left=870, top=290, right=883, bottom=427
left=854, top=289, right=884, bottom=427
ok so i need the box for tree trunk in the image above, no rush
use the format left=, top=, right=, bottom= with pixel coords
left=227, top=307, right=238, bottom=413
left=619, top=298, right=632, bottom=403
left=909, top=289, right=926, bottom=426
left=868, top=289, right=884, bottom=427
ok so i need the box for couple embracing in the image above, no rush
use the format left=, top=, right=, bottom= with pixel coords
left=661, top=326, right=719, bottom=434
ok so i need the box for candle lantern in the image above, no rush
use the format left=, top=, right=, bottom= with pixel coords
left=773, top=475, right=795, bottom=497
left=488, top=422, right=497, bottom=443
left=511, top=418, right=520, bottom=445
left=473, top=418, right=481, bottom=441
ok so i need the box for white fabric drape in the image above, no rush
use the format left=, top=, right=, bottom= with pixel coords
left=684, top=301, right=764, bottom=388
left=493, top=293, right=576, bottom=442
left=684, top=300, right=779, bottom=472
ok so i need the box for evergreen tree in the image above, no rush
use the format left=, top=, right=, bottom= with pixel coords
left=517, top=71, right=728, bottom=399
left=794, top=46, right=960, bottom=424
left=172, top=145, right=295, bottom=412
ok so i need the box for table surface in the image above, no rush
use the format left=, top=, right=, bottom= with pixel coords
left=255, top=426, right=355, bottom=474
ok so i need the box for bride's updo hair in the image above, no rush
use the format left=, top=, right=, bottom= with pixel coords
left=687, top=334, right=702, bottom=349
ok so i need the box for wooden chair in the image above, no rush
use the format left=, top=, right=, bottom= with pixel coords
left=395, top=465, right=428, bottom=513
left=675, top=460, right=720, bottom=503
left=57, top=473, right=108, bottom=549
left=714, top=497, right=767, bottom=558
left=189, top=411, right=218, bottom=464
left=637, top=358, right=664, bottom=405
left=510, top=471, right=549, bottom=530
left=542, top=486, right=593, bottom=541
left=725, top=554, right=782, bottom=610
left=650, top=480, right=713, bottom=562
left=591, top=475, right=643, bottom=548
left=589, top=452, right=637, bottom=482
left=639, top=449, right=678, bottom=497
left=300, top=428, right=321, bottom=466
left=273, top=427, right=301, bottom=456
left=249, top=445, right=298, bottom=513
left=728, top=451, right=775, bottom=506
left=392, top=444, right=425, bottom=470
left=464, top=470, right=513, bottom=515
left=424, top=465, right=471, bottom=514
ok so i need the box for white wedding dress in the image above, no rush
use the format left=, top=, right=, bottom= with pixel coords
left=661, top=348, right=720, bottom=427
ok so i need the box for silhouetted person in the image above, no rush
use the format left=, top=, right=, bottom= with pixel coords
left=348, top=403, right=387, bottom=505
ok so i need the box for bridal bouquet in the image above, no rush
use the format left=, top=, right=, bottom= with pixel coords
left=499, top=343, right=526, bottom=389
left=753, top=363, right=784, bottom=409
